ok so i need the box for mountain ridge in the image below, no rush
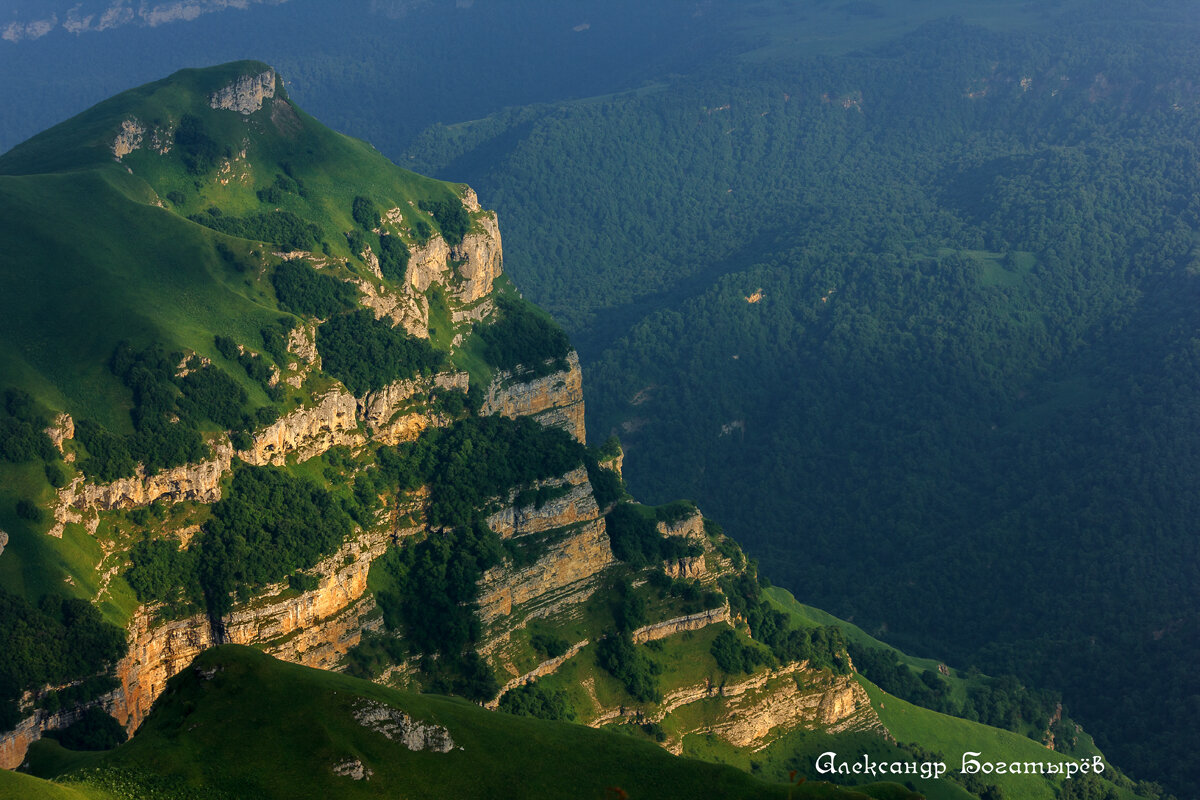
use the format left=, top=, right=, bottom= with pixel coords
left=0, top=61, right=1147, bottom=800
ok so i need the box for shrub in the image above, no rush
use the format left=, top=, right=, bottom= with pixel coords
left=44, top=462, right=66, bottom=488
left=531, top=633, right=570, bottom=659
left=476, top=296, right=570, bottom=376
left=596, top=632, right=661, bottom=703
left=378, top=233, right=410, bottom=281
left=175, top=114, right=223, bottom=175
left=418, top=198, right=469, bottom=245
left=710, top=629, right=768, bottom=674
left=498, top=681, right=574, bottom=721
left=316, top=310, right=444, bottom=395
left=43, top=707, right=127, bottom=751
left=15, top=499, right=41, bottom=521
left=352, top=196, right=381, bottom=230
left=271, top=261, right=357, bottom=318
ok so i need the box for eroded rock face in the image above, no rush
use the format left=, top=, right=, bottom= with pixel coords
left=407, top=234, right=453, bottom=294
left=657, top=511, right=704, bottom=541
left=50, top=444, right=234, bottom=536
left=209, top=69, right=276, bottom=114
left=352, top=700, right=455, bottom=752
left=0, top=705, right=85, bottom=770
left=287, top=323, right=320, bottom=368
left=239, top=390, right=362, bottom=466
left=487, top=639, right=591, bottom=709
left=476, top=517, right=615, bottom=627
left=222, top=527, right=393, bottom=656
left=583, top=660, right=882, bottom=755
left=360, top=372, right=468, bottom=433
left=482, top=351, right=586, bottom=443
left=111, top=118, right=145, bottom=159
left=630, top=606, right=729, bottom=645
left=333, top=758, right=373, bottom=781
left=449, top=211, right=502, bottom=305
left=485, top=467, right=595, bottom=539
left=105, top=526, right=397, bottom=733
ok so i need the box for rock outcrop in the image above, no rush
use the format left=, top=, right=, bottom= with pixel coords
left=332, top=758, right=372, bottom=781
left=287, top=323, right=320, bottom=369
left=487, top=639, right=591, bottom=709
left=50, top=444, right=234, bottom=536
left=581, top=658, right=881, bottom=756
left=657, top=511, right=705, bottom=541
left=630, top=606, right=730, bottom=644
left=485, top=467, right=595, bottom=538
left=658, top=665, right=881, bottom=752
left=0, top=704, right=87, bottom=770
left=353, top=700, right=455, bottom=752
left=450, top=211, right=502, bottom=305
left=44, top=413, right=75, bottom=460
left=106, top=525, right=398, bottom=732
left=111, top=118, right=145, bottom=159
left=481, top=351, right=586, bottom=442
left=209, top=69, right=276, bottom=114
left=476, top=517, right=614, bottom=628
left=239, top=389, right=361, bottom=466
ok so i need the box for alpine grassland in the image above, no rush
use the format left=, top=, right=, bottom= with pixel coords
left=3, top=646, right=917, bottom=800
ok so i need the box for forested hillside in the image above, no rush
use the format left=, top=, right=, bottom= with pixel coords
left=407, top=10, right=1200, bottom=796
left=1, top=0, right=1196, bottom=795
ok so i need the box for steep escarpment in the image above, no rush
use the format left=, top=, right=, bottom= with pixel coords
left=0, top=62, right=911, bottom=791
left=482, top=350, right=586, bottom=442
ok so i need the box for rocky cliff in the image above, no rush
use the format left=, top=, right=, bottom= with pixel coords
left=209, top=69, right=277, bottom=114
left=477, top=468, right=615, bottom=651
left=482, top=350, right=586, bottom=442
left=238, top=389, right=361, bottom=466
left=650, top=665, right=882, bottom=754
left=1, top=119, right=891, bottom=780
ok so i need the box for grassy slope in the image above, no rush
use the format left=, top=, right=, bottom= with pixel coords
left=7, top=646, right=916, bottom=800
left=766, top=588, right=1141, bottom=799
left=860, top=679, right=1135, bottom=800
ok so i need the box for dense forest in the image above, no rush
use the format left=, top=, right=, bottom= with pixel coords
left=2, top=0, right=1198, bottom=794
left=407, top=12, right=1200, bottom=796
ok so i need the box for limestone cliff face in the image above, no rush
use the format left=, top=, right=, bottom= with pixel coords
left=361, top=373, right=468, bottom=432
left=485, top=467, right=596, bottom=539
left=476, top=519, right=614, bottom=628
left=630, top=606, right=730, bottom=644
left=287, top=323, right=320, bottom=368
left=0, top=704, right=87, bottom=770
left=653, top=665, right=881, bottom=753
left=658, top=510, right=708, bottom=580
left=44, top=413, right=74, bottom=455
left=657, top=511, right=705, bottom=541
left=398, top=194, right=503, bottom=335
left=107, top=525, right=399, bottom=732
left=407, top=233, right=453, bottom=296
left=481, top=350, right=586, bottom=443
left=476, top=467, right=615, bottom=673
left=239, top=389, right=362, bottom=466
left=582, top=658, right=881, bottom=756
left=50, top=444, right=233, bottom=537
left=450, top=211, right=502, bottom=306
left=209, top=69, right=277, bottom=114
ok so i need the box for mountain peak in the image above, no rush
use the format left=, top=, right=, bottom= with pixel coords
left=207, top=65, right=278, bottom=115
left=0, top=60, right=286, bottom=176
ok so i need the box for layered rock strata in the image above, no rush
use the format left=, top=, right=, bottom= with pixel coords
left=481, top=351, right=586, bottom=442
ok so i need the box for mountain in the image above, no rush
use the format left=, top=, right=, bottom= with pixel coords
left=0, top=62, right=1152, bottom=800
